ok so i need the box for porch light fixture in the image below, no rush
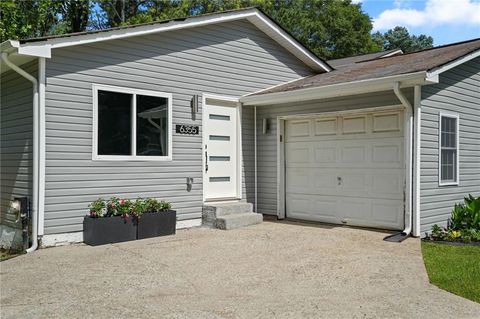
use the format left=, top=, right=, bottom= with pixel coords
left=191, top=95, right=199, bottom=113
left=262, top=118, right=270, bottom=134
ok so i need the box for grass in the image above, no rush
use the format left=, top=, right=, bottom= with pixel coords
left=422, top=241, right=480, bottom=303
left=0, top=249, right=21, bottom=262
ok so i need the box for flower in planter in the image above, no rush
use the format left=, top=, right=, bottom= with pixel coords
left=132, top=198, right=148, bottom=219
left=88, top=198, right=106, bottom=218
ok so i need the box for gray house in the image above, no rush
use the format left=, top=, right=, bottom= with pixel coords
left=1, top=8, right=479, bottom=250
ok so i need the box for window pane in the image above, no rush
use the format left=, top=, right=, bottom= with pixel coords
left=98, top=90, right=132, bottom=155
left=441, top=149, right=456, bottom=182
left=441, top=117, right=456, bottom=148
left=136, top=95, right=169, bottom=156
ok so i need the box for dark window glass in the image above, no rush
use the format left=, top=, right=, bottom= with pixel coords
left=98, top=90, right=132, bottom=155
left=136, top=95, right=168, bottom=156
left=440, top=116, right=457, bottom=183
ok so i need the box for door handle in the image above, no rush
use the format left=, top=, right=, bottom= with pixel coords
left=205, top=151, right=208, bottom=172
left=337, top=176, right=342, bottom=185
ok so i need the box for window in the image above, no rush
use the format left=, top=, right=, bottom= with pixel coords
left=439, top=113, right=459, bottom=185
left=93, top=85, right=172, bottom=160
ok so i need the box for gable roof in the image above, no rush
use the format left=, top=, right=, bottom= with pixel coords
left=251, top=38, right=480, bottom=96
left=327, top=49, right=403, bottom=68
left=1, top=7, right=331, bottom=73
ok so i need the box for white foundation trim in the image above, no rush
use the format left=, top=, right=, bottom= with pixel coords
left=40, top=219, right=202, bottom=247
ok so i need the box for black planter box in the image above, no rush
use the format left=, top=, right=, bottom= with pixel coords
left=137, top=210, right=176, bottom=240
left=83, top=215, right=137, bottom=246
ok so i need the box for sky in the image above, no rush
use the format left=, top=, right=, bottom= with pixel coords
left=355, top=0, right=480, bottom=45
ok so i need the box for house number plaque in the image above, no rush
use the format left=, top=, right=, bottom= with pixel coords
left=175, top=124, right=199, bottom=135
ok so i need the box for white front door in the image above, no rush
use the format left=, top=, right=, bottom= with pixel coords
left=203, top=96, right=239, bottom=200
left=285, top=110, right=405, bottom=230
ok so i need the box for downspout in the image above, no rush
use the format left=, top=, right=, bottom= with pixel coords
left=254, top=106, right=258, bottom=213
left=391, top=82, right=413, bottom=238
left=413, top=85, right=421, bottom=237
left=1, top=53, right=39, bottom=252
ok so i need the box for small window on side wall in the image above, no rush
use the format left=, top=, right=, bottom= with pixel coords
left=439, top=113, right=459, bottom=186
left=93, top=85, right=172, bottom=161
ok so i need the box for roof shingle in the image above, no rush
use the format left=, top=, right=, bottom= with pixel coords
left=255, top=38, right=480, bottom=95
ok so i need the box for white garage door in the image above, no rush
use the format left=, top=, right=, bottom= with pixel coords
left=285, top=110, right=405, bottom=230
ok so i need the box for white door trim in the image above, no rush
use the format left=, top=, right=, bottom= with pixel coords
left=202, top=93, right=242, bottom=202
left=276, top=104, right=409, bottom=224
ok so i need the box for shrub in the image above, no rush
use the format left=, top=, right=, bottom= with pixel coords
left=449, top=195, right=480, bottom=231
left=429, top=195, right=480, bottom=243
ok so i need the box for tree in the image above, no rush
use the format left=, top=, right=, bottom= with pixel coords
left=0, top=0, right=63, bottom=41
left=372, top=26, right=433, bottom=53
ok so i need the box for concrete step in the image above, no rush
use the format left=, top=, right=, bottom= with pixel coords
left=202, top=202, right=253, bottom=226
left=215, top=213, right=263, bottom=230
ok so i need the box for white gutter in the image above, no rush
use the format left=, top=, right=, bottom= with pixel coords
left=241, top=71, right=437, bottom=106
left=393, top=82, right=413, bottom=237
left=1, top=52, right=39, bottom=252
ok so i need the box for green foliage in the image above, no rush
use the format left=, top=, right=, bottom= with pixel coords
left=88, top=198, right=107, bottom=217
left=0, top=0, right=63, bottom=41
left=450, top=194, right=480, bottom=231
left=429, top=195, right=480, bottom=243
left=422, top=242, right=480, bottom=303
left=88, top=197, right=172, bottom=218
left=1, top=0, right=393, bottom=59
left=372, top=26, right=433, bottom=53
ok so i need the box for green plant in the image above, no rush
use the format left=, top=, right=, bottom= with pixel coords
left=144, top=198, right=162, bottom=212
left=88, top=197, right=172, bottom=217
left=132, top=198, right=148, bottom=218
left=430, top=224, right=446, bottom=240
left=88, top=198, right=106, bottom=218
left=450, top=195, right=480, bottom=231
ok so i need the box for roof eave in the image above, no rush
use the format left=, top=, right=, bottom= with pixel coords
left=240, top=71, right=439, bottom=106
left=427, top=49, right=480, bottom=78
left=10, top=8, right=330, bottom=72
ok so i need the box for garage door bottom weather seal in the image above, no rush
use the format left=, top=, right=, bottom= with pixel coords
left=383, top=232, right=410, bottom=243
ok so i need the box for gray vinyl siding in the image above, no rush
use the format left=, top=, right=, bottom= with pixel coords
left=44, top=20, right=313, bottom=234
left=254, top=89, right=412, bottom=215
left=420, top=57, right=480, bottom=234
left=1, top=61, right=36, bottom=229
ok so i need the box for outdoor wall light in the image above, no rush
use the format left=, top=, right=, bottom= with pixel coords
left=262, top=118, right=270, bottom=134
left=191, top=95, right=199, bottom=113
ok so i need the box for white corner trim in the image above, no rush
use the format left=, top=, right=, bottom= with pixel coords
left=91, top=83, right=173, bottom=161
left=38, top=57, right=46, bottom=236
left=438, top=111, right=460, bottom=187
left=413, top=85, right=421, bottom=237
left=427, top=49, right=480, bottom=78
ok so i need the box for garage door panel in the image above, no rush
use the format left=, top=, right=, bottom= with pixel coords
left=285, top=110, right=405, bottom=231
left=371, top=200, right=403, bottom=224
left=286, top=194, right=338, bottom=223
left=372, top=173, right=403, bottom=195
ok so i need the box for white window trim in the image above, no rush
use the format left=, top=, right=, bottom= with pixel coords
left=438, top=112, right=459, bottom=186
left=92, top=84, right=173, bottom=161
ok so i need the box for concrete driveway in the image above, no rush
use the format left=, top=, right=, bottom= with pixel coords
left=1, top=220, right=479, bottom=318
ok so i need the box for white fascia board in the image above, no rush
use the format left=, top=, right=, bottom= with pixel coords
left=18, top=45, right=51, bottom=58
left=0, top=40, right=19, bottom=52
left=16, top=9, right=330, bottom=73
left=427, top=49, right=480, bottom=78
left=380, top=49, right=403, bottom=58
left=240, top=71, right=436, bottom=106
left=247, top=12, right=331, bottom=72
